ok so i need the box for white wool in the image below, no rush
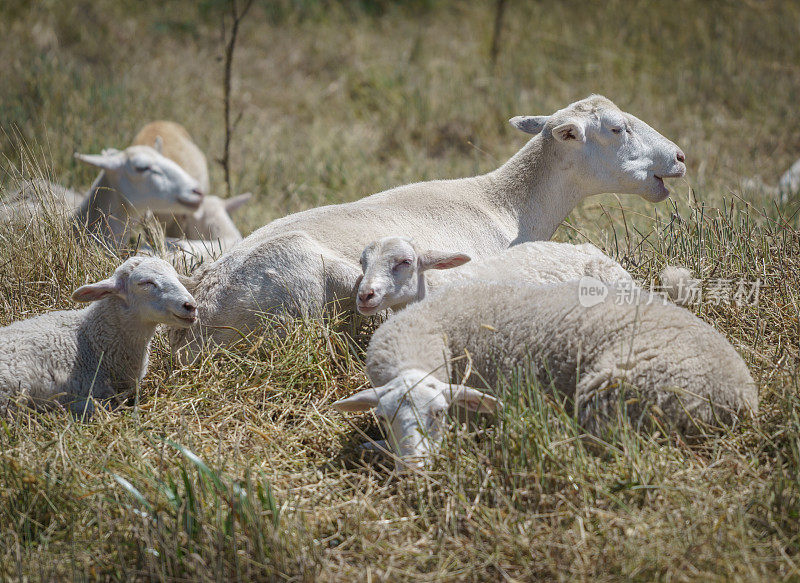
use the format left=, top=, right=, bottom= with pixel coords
left=334, top=280, right=757, bottom=471
left=171, top=95, right=686, bottom=354
left=0, top=257, right=197, bottom=417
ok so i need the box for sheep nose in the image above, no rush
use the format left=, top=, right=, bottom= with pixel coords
left=358, top=289, right=375, bottom=303
left=676, top=149, right=685, bottom=164
left=183, top=301, right=197, bottom=315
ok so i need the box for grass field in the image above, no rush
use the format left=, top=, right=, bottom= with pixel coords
left=1, top=0, right=799, bottom=580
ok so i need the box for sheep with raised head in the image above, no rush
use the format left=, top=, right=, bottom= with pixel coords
left=132, top=121, right=252, bottom=250
left=355, top=236, right=634, bottom=315
left=72, top=145, right=204, bottom=247
left=1, top=147, right=204, bottom=247
left=171, top=95, right=687, bottom=353
left=0, top=257, right=197, bottom=417
left=334, top=280, right=757, bottom=471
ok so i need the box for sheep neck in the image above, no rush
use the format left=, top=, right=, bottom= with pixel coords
left=80, top=298, right=158, bottom=391
left=486, top=135, right=584, bottom=242
left=75, top=172, right=136, bottom=245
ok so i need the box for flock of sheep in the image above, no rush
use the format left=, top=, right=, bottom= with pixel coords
left=0, top=95, right=766, bottom=471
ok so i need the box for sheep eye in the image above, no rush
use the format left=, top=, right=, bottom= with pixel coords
left=611, top=127, right=623, bottom=134
left=134, top=165, right=151, bottom=173
left=138, top=280, right=157, bottom=288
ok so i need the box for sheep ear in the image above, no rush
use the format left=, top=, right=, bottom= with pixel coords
left=446, top=386, right=501, bottom=413
left=71, top=276, right=124, bottom=303
left=74, top=150, right=126, bottom=171
left=551, top=120, right=586, bottom=143
left=418, top=250, right=471, bottom=272
left=225, top=192, right=253, bottom=213
left=332, top=386, right=388, bottom=412
left=153, top=135, right=164, bottom=154
left=509, top=115, right=549, bottom=135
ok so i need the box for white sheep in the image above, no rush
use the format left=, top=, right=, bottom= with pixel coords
left=132, top=121, right=252, bottom=249
left=741, top=157, right=800, bottom=204
left=333, top=280, right=757, bottom=471
left=171, top=95, right=687, bottom=353
left=0, top=257, right=197, bottom=417
left=133, top=121, right=210, bottom=195
left=0, top=179, right=85, bottom=223
left=355, top=237, right=634, bottom=315
left=71, top=145, right=204, bottom=247
left=778, top=158, right=800, bottom=203
left=1, top=147, right=204, bottom=247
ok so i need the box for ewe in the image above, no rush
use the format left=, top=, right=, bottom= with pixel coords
left=73, top=146, right=204, bottom=247
left=334, top=280, right=757, bottom=472
left=171, top=95, right=687, bottom=353
left=0, top=147, right=204, bottom=247
left=0, top=257, right=197, bottom=417
left=356, top=236, right=633, bottom=315
left=133, top=121, right=252, bottom=253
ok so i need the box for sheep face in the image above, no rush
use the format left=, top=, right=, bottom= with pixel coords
left=511, top=95, right=686, bottom=202
left=332, top=369, right=499, bottom=472
left=357, top=237, right=470, bottom=315
left=72, top=257, right=198, bottom=328
left=75, top=145, right=204, bottom=213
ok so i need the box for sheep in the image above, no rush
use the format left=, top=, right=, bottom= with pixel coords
left=741, top=157, right=800, bottom=204
left=71, top=145, right=205, bottom=247
left=777, top=158, right=800, bottom=203
left=0, top=257, right=197, bottom=417
left=1, top=146, right=205, bottom=249
left=355, top=236, right=635, bottom=315
left=162, top=192, right=252, bottom=243
left=170, top=95, right=687, bottom=353
left=333, top=280, right=757, bottom=471
left=132, top=121, right=252, bottom=249
left=0, top=179, right=85, bottom=222
left=133, top=120, right=210, bottom=194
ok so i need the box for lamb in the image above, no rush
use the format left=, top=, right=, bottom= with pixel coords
left=333, top=280, right=757, bottom=471
left=132, top=121, right=252, bottom=250
left=356, top=236, right=634, bottom=315
left=0, top=257, right=197, bottom=417
left=171, top=95, right=687, bottom=353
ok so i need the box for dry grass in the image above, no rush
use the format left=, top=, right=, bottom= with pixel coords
left=0, top=0, right=799, bottom=580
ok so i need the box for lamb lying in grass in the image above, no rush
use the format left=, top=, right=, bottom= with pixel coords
left=356, top=236, right=635, bottom=315
left=0, top=257, right=197, bottom=417
left=334, top=280, right=757, bottom=471
left=742, top=157, right=800, bottom=204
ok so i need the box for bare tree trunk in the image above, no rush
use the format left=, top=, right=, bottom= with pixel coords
left=490, top=0, right=507, bottom=67
left=220, top=0, right=255, bottom=198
